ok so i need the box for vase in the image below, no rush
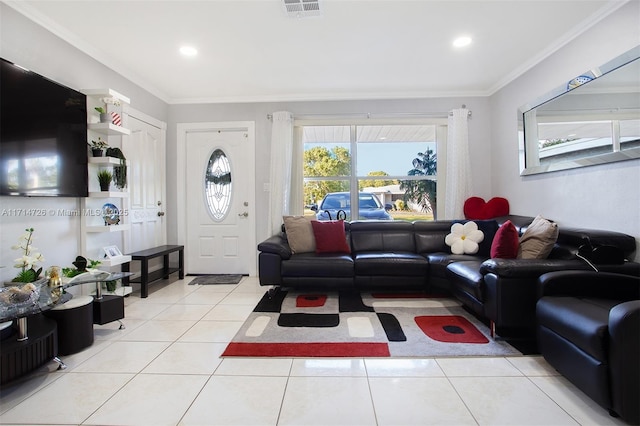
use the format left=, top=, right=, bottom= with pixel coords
left=92, top=148, right=103, bottom=157
left=46, top=266, right=62, bottom=302
left=99, top=113, right=110, bottom=123
left=99, top=182, right=110, bottom=192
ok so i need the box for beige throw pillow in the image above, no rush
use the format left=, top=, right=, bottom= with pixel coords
left=283, top=216, right=316, bottom=254
left=517, top=215, right=559, bottom=259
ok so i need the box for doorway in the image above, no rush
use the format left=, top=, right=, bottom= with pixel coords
left=177, top=122, right=256, bottom=275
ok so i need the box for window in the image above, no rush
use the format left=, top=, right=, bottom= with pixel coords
left=299, top=122, right=445, bottom=221
left=204, top=148, right=232, bottom=221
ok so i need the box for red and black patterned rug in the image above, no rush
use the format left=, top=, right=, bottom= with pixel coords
left=222, top=290, right=522, bottom=358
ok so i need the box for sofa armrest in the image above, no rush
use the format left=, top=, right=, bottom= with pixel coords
left=480, top=258, right=587, bottom=278
left=609, top=300, right=640, bottom=424
left=257, top=234, right=292, bottom=260
left=537, top=271, right=640, bottom=300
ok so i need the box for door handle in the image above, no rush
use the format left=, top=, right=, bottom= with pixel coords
left=157, top=211, right=165, bottom=217
left=238, top=212, right=248, bottom=217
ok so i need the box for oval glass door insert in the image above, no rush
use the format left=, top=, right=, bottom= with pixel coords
left=204, top=148, right=232, bottom=221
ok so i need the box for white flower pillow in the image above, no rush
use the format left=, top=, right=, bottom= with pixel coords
left=445, top=221, right=485, bottom=255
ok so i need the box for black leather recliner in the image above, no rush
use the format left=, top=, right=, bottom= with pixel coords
left=536, top=271, right=640, bottom=424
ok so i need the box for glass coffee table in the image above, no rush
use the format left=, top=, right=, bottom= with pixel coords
left=0, top=272, right=132, bottom=385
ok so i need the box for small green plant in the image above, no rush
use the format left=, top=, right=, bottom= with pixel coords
left=97, top=169, right=113, bottom=188
left=89, top=137, right=109, bottom=149
left=63, top=257, right=101, bottom=277
left=95, top=106, right=106, bottom=114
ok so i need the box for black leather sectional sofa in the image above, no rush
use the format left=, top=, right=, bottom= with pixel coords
left=257, top=215, right=639, bottom=336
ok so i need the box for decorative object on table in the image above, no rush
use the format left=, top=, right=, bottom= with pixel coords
left=103, top=245, right=123, bottom=259
left=105, top=147, right=127, bottom=189
left=0, top=282, right=39, bottom=304
left=10, top=227, right=44, bottom=283
left=97, top=169, right=113, bottom=191
left=72, top=255, right=88, bottom=272
left=45, top=265, right=62, bottom=302
left=223, top=290, right=521, bottom=358
left=88, top=137, right=109, bottom=157
left=101, top=203, right=120, bottom=225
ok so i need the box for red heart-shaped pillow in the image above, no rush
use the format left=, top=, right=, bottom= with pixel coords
left=463, top=197, right=509, bottom=220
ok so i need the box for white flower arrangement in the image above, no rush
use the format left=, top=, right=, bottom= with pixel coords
left=100, top=96, right=121, bottom=107
left=445, top=221, right=485, bottom=255
left=11, top=227, right=45, bottom=282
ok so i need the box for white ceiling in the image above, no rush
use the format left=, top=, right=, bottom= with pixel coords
left=6, top=0, right=626, bottom=104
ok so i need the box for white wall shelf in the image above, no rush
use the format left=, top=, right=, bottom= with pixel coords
left=100, top=255, right=132, bottom=267
left=88, top=122, right=131, bottom=136
left=80, top=88, right=131, bottom=285
left=88, top=191, right=129, bottom=198
left=85, top=224, right=130, bottom=233
left=89, top=157, right=130, bottom=166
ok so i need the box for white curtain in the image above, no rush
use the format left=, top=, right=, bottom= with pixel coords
left=268, top=111, right=294, bottom=235
left=444, top=108, right=471, bottom=219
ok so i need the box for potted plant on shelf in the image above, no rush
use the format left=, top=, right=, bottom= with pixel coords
left=95, top=106, right=110, bottom=123
left=89, top=137, right=109, bottom=157
left=97, top=169, right=113, bottom=192
left=106, top=147, right=127, bottom=189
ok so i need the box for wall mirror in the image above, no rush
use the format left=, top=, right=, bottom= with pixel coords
left=518, top=45, right=640, bottom=175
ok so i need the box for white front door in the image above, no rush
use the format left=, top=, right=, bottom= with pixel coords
left=183, top=123, right=255, bottom=275
left=123, top=110, right=167, bottom=253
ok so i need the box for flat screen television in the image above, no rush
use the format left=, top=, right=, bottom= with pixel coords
left=0, top=58, right=88, bottom=197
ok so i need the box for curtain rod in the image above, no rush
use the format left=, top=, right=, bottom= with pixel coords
left=267, top=106, right=471, bottom=121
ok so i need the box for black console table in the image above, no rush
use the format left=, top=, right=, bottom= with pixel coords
left=121, top=245, right=184, bottom=298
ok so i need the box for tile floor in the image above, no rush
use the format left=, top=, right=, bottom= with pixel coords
left=0, top=276, right=628, bottom=426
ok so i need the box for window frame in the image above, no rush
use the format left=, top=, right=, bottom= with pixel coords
left=295, top=118, right=448, bottom=219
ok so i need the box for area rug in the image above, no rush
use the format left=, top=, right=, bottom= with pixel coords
left=188, top=274, right=243, bottom=285
left=222, top=290, right=522, bottom=358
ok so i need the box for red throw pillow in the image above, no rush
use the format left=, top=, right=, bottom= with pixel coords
left=490, top=220, right=519, bottom=258
left=311, top=220, right=351, bottom=254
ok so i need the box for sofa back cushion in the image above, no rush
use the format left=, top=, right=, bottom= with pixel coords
left=350, top=221, right=415, bottom=253
left=414, top=221, right=453, bottom=253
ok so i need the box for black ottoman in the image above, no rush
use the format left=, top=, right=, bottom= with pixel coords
left=45, top=295, right=94, bottom=355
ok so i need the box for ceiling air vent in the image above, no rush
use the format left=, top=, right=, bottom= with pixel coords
left=283, top=0, right=322, bottom=18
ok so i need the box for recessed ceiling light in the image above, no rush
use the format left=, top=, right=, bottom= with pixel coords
left=453, top=36, right=472, bottom=48
left=179, top=46, right=198, bottom=57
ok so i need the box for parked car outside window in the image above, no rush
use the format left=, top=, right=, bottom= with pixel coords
left=311, top=192, right=392, bottom=221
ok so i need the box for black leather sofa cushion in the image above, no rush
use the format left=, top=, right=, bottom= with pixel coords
left=557, top=228, right=637, bottom=258
left=426, top=253, right=484, bottom=280
left=354, top=252, right=428, bottom=276
left=447, top=260, right=485, bottom=300
left=258, top=233, right=293, bottom=260
left=414, top=221, right=451, bottom=253
left=281, top=253, right=354, bottom=277
left=350, top=221, right=415, bottom=253
left=537, top=296, right=621, bottom=361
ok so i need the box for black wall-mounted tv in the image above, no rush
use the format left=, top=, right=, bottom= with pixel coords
left=0, top=58, right=88, bottom=197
